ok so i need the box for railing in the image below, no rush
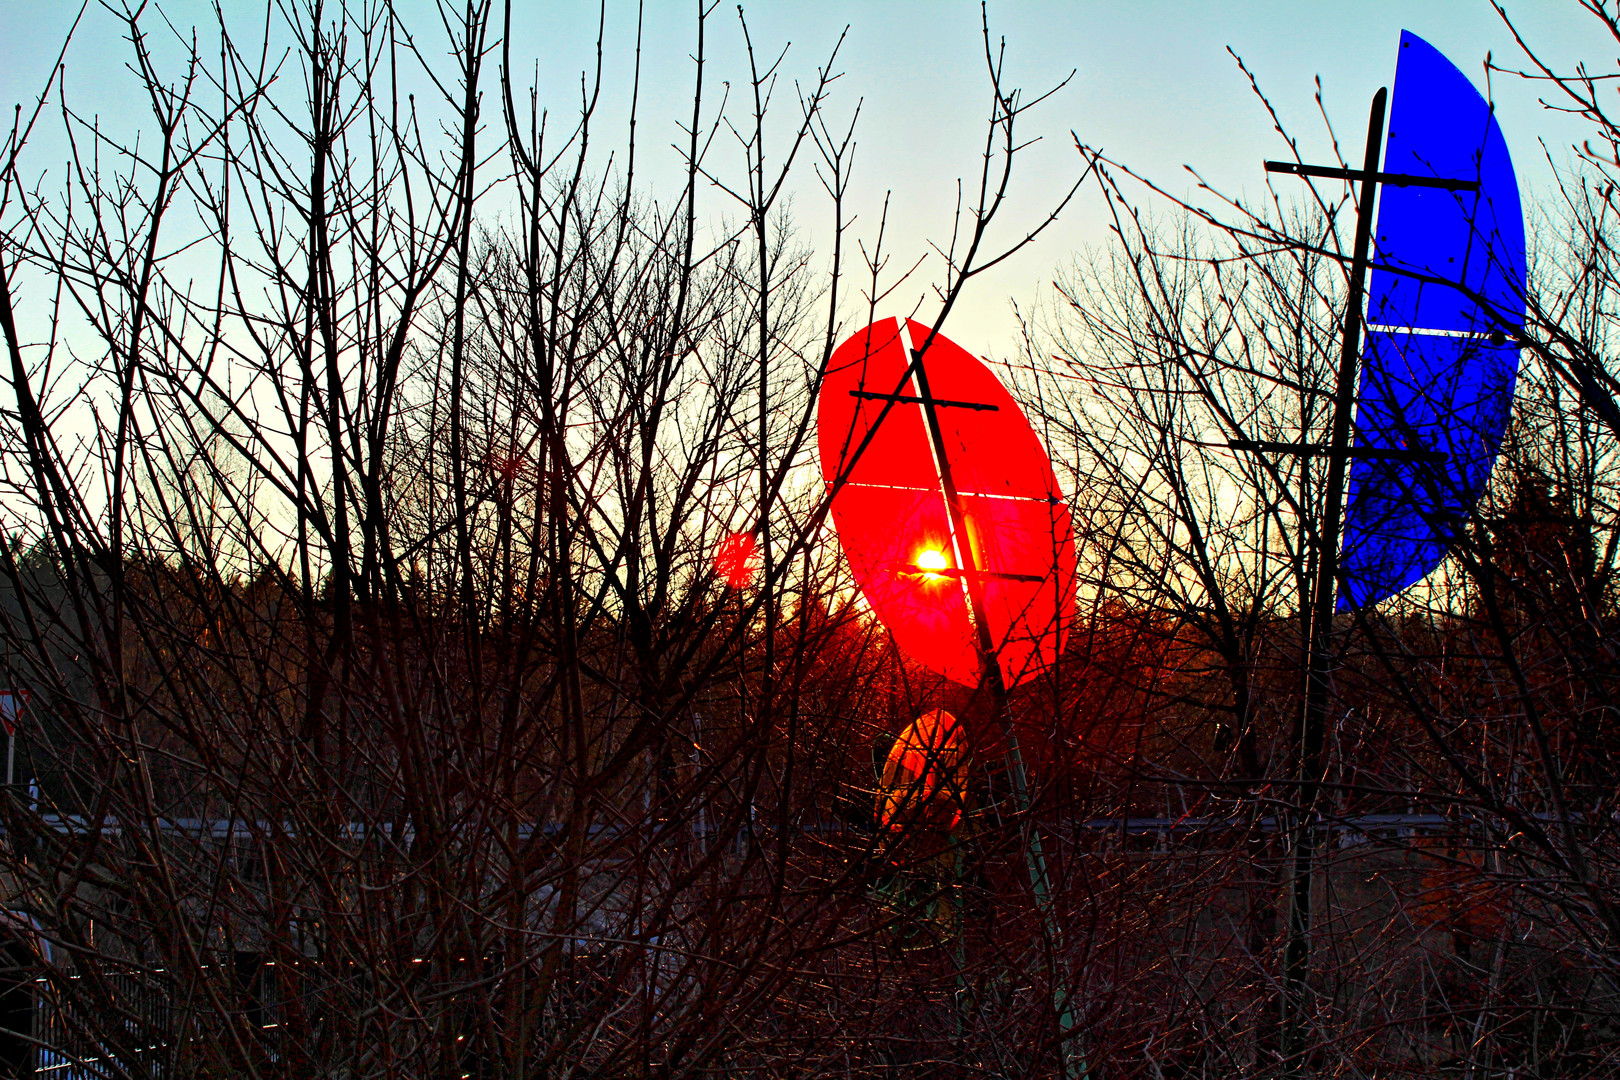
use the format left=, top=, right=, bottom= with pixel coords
left=35, top=969, right=169, bottom=1079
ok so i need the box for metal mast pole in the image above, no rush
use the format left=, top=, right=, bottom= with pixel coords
left=907, top=329, right=1084, bottom=1080
left=1280, top=87, right=1386, bottom=1071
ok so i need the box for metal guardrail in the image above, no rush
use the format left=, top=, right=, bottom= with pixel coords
left=36, top=970, right=169, bottom=1079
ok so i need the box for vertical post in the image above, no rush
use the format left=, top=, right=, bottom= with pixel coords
left=908, top=330, right=1084, bottom=1080
left=1281, top=87, right=1386, bottom=1072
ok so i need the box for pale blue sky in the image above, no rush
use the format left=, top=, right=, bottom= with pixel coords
left=0, top=1, right=1602, bottom=351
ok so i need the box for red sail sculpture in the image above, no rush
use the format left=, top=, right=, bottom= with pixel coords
left=817, top=318, right=1077, bottom=687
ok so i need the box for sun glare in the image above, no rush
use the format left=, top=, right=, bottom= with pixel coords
left=916, top=548, right=948, bottom=580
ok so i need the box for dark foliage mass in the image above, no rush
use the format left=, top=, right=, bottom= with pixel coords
left=0, top=2, right=1616, bottom=1077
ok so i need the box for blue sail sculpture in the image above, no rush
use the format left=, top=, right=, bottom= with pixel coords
left=1337, top=31, right=1526, bottom=610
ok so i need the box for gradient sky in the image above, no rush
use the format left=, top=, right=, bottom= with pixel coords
left=0, top=2, right=1603, bottom=352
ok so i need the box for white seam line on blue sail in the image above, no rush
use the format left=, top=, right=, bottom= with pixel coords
left=1365, top=323, right=1512, bottom=340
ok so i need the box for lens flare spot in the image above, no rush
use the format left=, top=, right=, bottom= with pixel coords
left=715, top=532, right=761, bottom=589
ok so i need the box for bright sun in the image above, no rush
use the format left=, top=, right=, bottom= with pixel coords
left=916, top=549, right=948, bottom=579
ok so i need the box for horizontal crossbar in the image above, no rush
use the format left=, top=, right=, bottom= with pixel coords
left=1264, top=159, right=1481, bottom=192
left=896, top=565, right=1046, bottom=583
left=849, top=389, right=999, bottom=412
